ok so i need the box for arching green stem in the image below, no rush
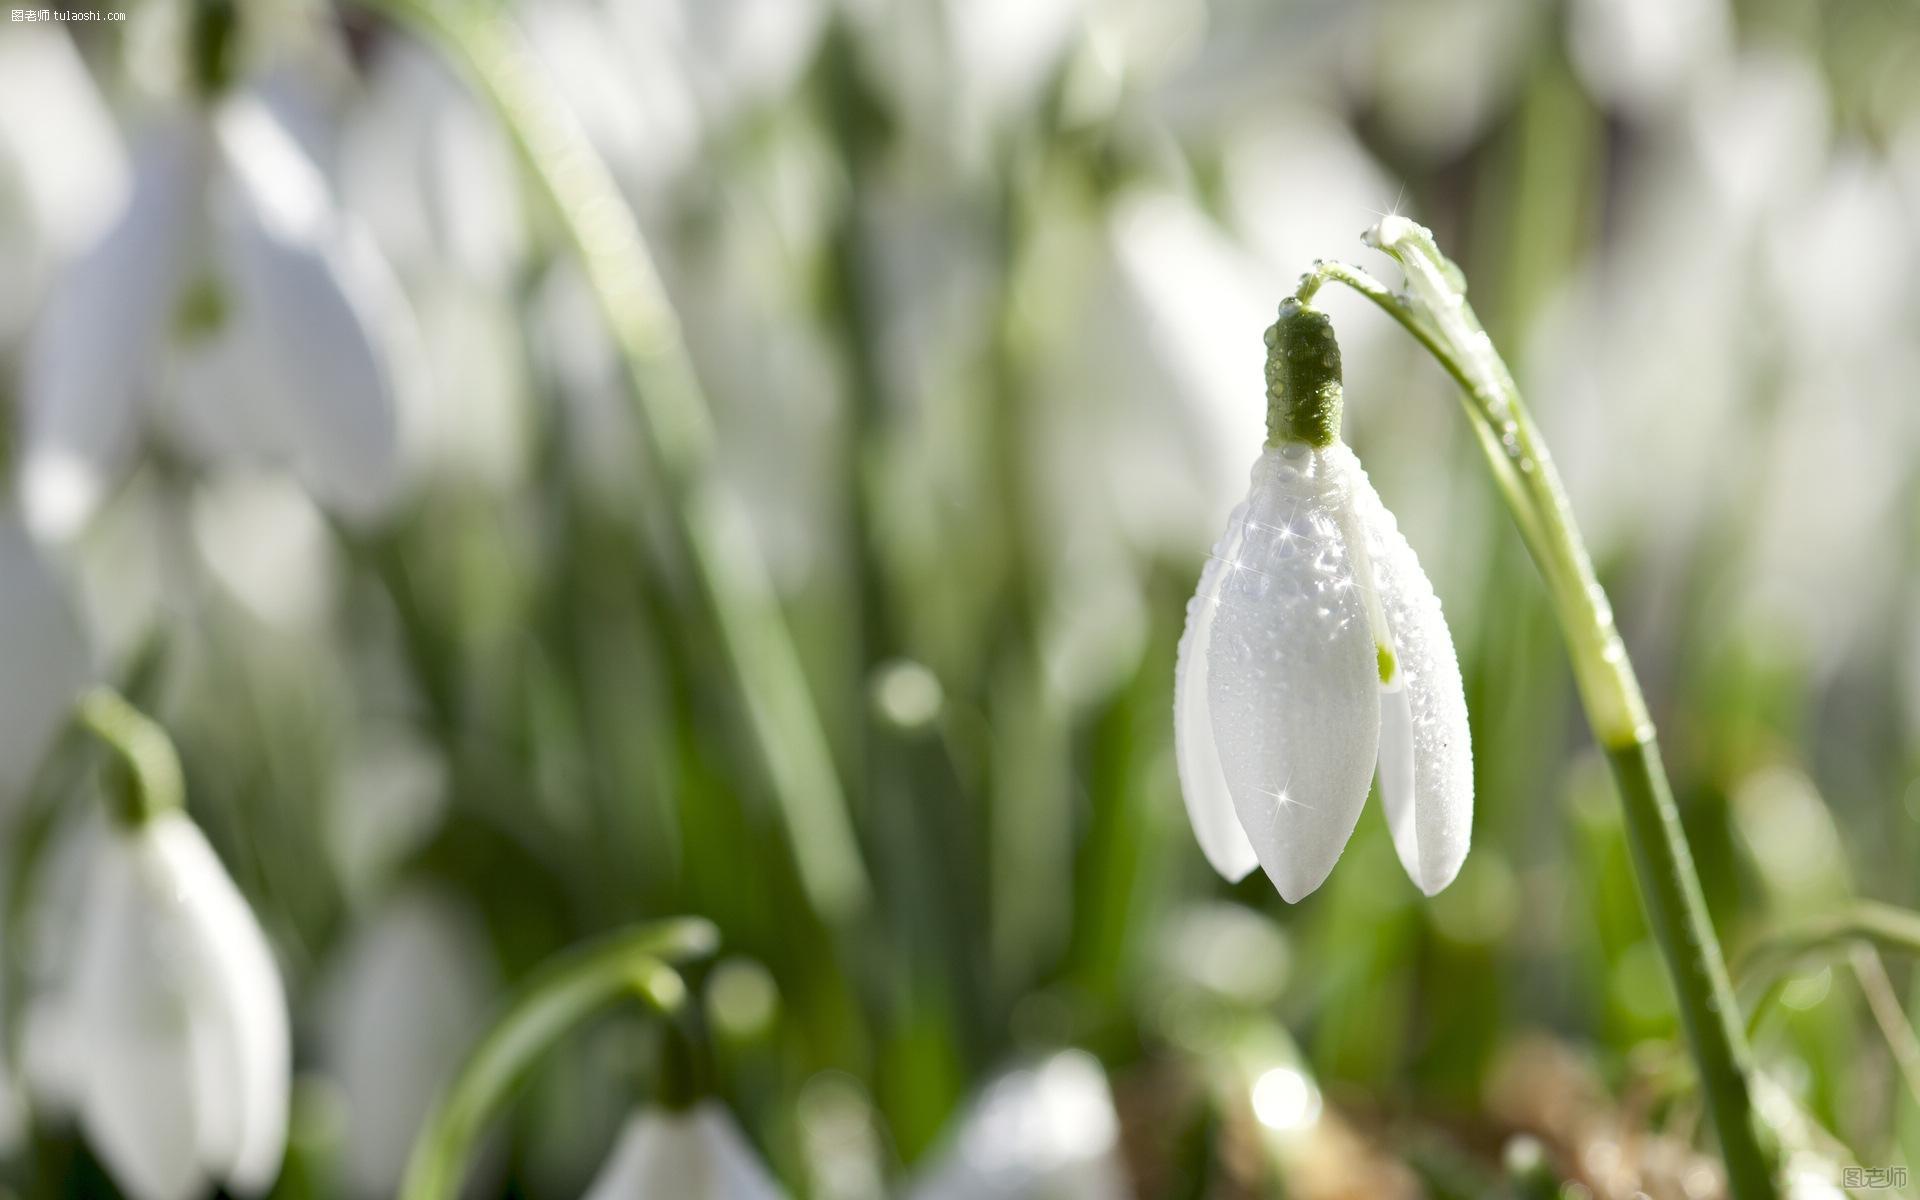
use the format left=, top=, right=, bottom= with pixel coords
left=1737, top=903, right=1920, bottom=1127
left=358, top=0, right=870, bottom=922
left=399, top=918, right=720, bottom=1200
left=1299, top=220, right=1779, bottom=1199
left=1737, top=901, right=1920, bottom=1005
left=75, top=688, right=184, bottom=827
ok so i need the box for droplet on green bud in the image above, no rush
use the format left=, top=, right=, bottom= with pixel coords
left=1263, top=299, right=1343, bottom=449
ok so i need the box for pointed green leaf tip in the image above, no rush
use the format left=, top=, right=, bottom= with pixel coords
left=1263, top=299, right=1343, bottom=448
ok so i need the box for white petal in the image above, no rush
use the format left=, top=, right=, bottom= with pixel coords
left=0, top=520, right=91, bottom=805
left=1174, top=504, right=1259, bottom=880
left=0, top=28, right=126, bottom=254
left=72, top=827, right=207, bottom=1200
left=212, top=98, right=411, bottom=519
left=583, top=1102, right=786, bottom=1200
left=1205, top=446, right=1379, bottom=902
left=158, top=319, right=293, bottom=468
left=319, top=889, right=494, bottom=1196
left=1338, top=446, right=1473, bottom=894
left=19, top=119, right=205, bottom=541
left=687, top=1104, right=789, bottom=1200
left=144, top=814, right=291, bottom=1192
left=907, top=1050, right=1126, bottom=1200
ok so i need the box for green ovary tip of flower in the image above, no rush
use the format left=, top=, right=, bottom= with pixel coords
left=1263, top=299, right=1343, bottom=449
left=1376, top=643, right=1396, bottom=685
left=173, top=275, right=230, bottom=342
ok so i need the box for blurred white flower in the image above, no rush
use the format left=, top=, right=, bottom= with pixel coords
left=190, top=471, right=337, bottom=629
left=580, top=1100, right=786, bottom=1200
left=1367, top=0, right=1540, bottom=159
left=1155, top=902, right=1290, bottom=1007
left=0, top=28, right=125, bottom=339
left=523, top=0, right=699, bottom=202
left=527, top=0, right=824, bottom=205
left=942, top=0, right=1085, bottom=155
left=634, top=0, right=826, bottom=124
left=324, top=735, right=450, bottom=902
left=1566, top=0, right=1728, bottom=115
left=1175, top=309, right=1471, bottom=900
left=1687, top=49, right=1830, bottom=222
left=1033, top=190, right=1280, bottom=561
left=317, top=888, right=493, bottom=1198
left=337, top=43, right=532, bottom=489
left=36, top=811, right=290, bottom=1200
left=1145, top=0, right=1362, bottom=139
left=339, top=41, right=525, bottom=288
left=907, top=1050, right=1127, bottom=1200
left=1523, top=49, right=1829, bottom=563
left=652, top=185, right=842, bottom=592
left=1534, top=47, right=1918, bottom=673
left=0, top=519, right=91, bottom=806
left=20, top=92, right=420, bottom=542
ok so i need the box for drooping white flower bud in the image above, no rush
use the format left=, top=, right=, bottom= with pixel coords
left=907, top=1050, right=1127, bottom=1200
left=581, top=1100, right=787, bottom=1200
left=19, top=85, right=418, bottom=541
left=1175, top=301, right=1472, bottom=901
left=51, top=811, right=291, bottom=1200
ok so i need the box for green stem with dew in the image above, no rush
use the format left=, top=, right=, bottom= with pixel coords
left=1297, top=219, right=1779, bottom=1198
left=360, top=0, right=869, bottom=922
left=398, top=917, right=720, bottom=1200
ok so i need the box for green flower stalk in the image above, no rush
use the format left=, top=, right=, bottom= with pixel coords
left=399, top=918, right=720, bottom=1200
left=1285, top=218, right=1779, bottom=1198
left=76, top=687, right=185, bottom=826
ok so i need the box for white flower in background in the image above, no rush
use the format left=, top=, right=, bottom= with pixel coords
left=0, top=28, right=126, bottom=340
left=318, top=888, right=493, bottom=1198
left=580, top=1101, right=786, bottom=1200
left=1367, top=0, right=1540, bottom=159
left=1566, top=0, right=1728, bottom=114
left=1175, top=300, right=1471, bottom=901
left=525, top=0, right=823, bottom=205
left=907, top=1050, right=1127, bottom=1200
left=337, top=42, right=532, bottom=491
left=1033, top=191, right=1281, bottom=565
left=339, top=41, right=525, bottom=288
left=0, top=520, right=91, bottom=807
left=20, top=90, right=419, bottom=542
left=42, top=811, right=291, bottom=1200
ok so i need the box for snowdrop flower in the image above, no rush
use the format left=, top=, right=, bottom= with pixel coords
left=47, top=805, right=291, bottom=1200
left=0, top=28, right=126, bottom=340
left=20, top=82, right=417, bottom=542
left=1175, top=300, right=1472, bottom=901
left=1566, top=0, right=1729, bottom=115
left=318, top=888, right=494, bottom=1198
left=907, top=1050, right=1127, bottom=1200
left=580, top=1100, right=786, bottom=1200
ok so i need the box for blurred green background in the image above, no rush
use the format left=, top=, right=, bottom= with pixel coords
left=3, top=0, right=1920, bottom=1196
